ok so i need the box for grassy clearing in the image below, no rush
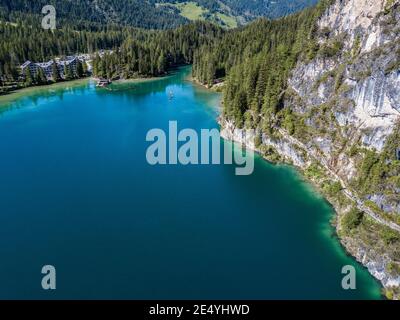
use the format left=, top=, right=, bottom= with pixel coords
left=167, top=2, right=207, bottom=21
left=215, top=13, right=237, bottom=28
left=160, top=2, right=238, bottom=28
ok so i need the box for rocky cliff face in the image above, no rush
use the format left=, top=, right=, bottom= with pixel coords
left=292, top=0, right=399, bottom=152
left=287, top=0, right=400, bottom=210
left=221, top=0, right=400, bottom=299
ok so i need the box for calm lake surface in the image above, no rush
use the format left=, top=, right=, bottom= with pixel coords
left=0, top=67, right=382, bottom=299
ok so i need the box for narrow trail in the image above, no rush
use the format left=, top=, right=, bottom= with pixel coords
left=275, top=127, right=400, bottom=233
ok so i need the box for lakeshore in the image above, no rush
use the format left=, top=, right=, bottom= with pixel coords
left=0, top=66, right=382, bottom=299
left=0, top=74, right=174, bottom=109
left=219, top=119, right=397, bottom=298
left=0, top=78, right=91, bottom=109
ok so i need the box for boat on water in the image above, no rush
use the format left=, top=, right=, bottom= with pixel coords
left=168, top=90, right=174, bottom=99
left=96, top=78, right=111, bottom=87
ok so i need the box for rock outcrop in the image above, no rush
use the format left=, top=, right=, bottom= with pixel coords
left=220, top=0, right=400, bottom=299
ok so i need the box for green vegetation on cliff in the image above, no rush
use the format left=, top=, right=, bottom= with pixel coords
left=192, top=0, right=333, bottom=128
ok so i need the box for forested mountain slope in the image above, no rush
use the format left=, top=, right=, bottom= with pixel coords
left=186, top=0, right=318, bottom=19
left=1, top=0, right=399, bottom=300
left=0, top=19, right=224, bottom=89
left=0, top=0, right=318, bottom=29
left=0, top=0, right=188, bottom=29
left=193, top=0, right=400, bottom=299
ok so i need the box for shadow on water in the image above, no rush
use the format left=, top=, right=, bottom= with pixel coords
left=97, top=66, right=192, bottom=98
left=0, top=80, right=92, bottom=115
left=0, top=65, right=383, bottom=299
left=0, top=66, right=193, bottom=115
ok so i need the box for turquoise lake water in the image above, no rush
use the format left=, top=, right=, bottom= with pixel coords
left=0, top=67, right=382, bottom=299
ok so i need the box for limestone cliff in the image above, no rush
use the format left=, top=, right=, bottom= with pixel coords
left=220, top=0, right=400, bottom=299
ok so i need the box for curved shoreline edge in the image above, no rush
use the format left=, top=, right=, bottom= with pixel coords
left=0, top=68, right=387, bottom=299
left=218, top=117, right=400, bottom=299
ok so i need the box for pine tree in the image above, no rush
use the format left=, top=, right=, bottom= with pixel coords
left=51, top=60, right=61, bottom=82
left=82, top=61, right=88, bottom=76
left=25, top=67, right=33, bottom=86
left=37, top=68, right=47, bottom=85
left=77, top=60, right=84, bottom=78
left=157, top=51, right=166, bottom=74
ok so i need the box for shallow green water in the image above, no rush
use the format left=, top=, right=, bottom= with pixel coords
left=0, top=67, right=382, bottom=299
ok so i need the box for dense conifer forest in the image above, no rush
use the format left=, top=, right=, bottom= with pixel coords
left=0, top=0, right=318, bottom=29
left=192, top=0, right=334, bottom=129
left=0, top=0, right=328, bottom=97
left=0, top=19, right=223, bottom=92
left=0, top=0, right=188, bottom=30
left=166, top=0, right=319, bottom=19
left=92, top=22, right=224, bottom=79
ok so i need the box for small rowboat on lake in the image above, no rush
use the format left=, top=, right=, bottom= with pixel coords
left=96, top=79, right=111, bottom=87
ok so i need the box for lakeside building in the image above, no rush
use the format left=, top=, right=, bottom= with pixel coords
left=96, top=78, right=111, bottom=87
left=20, top=56, right=86, bottom=80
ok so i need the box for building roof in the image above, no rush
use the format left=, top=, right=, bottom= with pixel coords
left=37, top=61, right=54, bottom=68
left=59, top=57, right=78, bottom=66
left=21, top=56, right=79, bottom=70
left=20, top=61, right=32, bottom=69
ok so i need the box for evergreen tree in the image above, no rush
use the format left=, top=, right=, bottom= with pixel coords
left=65, top=64, right=73, bottom=80
left=82, top=61, right=88, bottom=76
left=37, top=68, right=47, bottom=85
left=24, top=67, right=33, bottom=86
left=51, top=60, right=61, bottom=82
left=77, top=60, right=84, bottom=78
left=63, top=65, right=68, bottom=80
